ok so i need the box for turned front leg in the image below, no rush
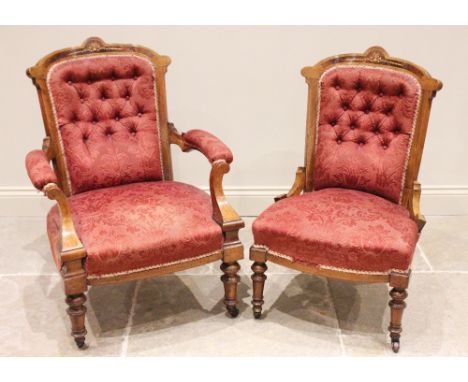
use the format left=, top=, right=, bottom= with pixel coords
left=65, top=293, right=87, bottom=348
left=220, top=261, right=240, bottom=317
left=251, top=261, right=267, bottom=318
left=388, top=287, right=408, bottom=353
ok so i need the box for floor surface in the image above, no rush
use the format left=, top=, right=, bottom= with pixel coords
left=1, top=216, right=467, bottom=356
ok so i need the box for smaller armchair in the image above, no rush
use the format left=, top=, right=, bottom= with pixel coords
left=250, top=47, right=442, bottom=353
left=25, top=37, right=244, bottom=348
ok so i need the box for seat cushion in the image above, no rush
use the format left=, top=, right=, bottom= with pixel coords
left=253, top=188, right=419, bottom=274
left=47, top=181, right=223, bottom=278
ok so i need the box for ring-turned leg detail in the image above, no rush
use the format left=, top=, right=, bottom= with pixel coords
left=221, top=261, right=240, bottom=318
left=251, top=261, right=267, bottom=319
left=65, top=293, right=87, bottom=348
left=388, top=287, right=408, bottom=353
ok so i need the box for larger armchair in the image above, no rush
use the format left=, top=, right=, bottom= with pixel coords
left=250, top=47, right=441, bottom=352
left=25, top=37, right=244, bottom=348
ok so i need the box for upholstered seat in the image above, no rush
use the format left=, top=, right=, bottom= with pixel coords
left=253, top=188, right=419, bottom=274
left=47, top=181, right=223, bottom=278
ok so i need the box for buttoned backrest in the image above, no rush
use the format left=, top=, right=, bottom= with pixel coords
left=27, top=38, right=173, bottom=196
left=47, top=55, right=164, bottom=194
left=301, top=47, right=442, bottom=207
left=312, top=66, right=421, bottom=203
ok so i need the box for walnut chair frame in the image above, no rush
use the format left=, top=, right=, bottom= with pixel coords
left=249, top=47, right=442, bottom=353
left=26, top=37, right=244, bottom=348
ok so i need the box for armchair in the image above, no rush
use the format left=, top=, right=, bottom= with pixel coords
left=249, top=47, right=442, bottom=352
left=25, top=37, right=244, bottom=348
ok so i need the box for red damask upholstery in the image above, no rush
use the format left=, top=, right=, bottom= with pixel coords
left=47, top=181, right=223, bottom=277
left=48, top=55, right=164, bottom=194
left=25, top=149, right=58, bottom=190
left=313, top=67, right=420, bottom=203
left=253, top=188, right=419, bottom=273
left=184, top=129, right=233, bottom=163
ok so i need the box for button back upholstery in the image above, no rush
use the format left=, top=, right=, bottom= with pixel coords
left=314, top=66, right=421, bottom=204
left=48, top=55, right=164, bottom=194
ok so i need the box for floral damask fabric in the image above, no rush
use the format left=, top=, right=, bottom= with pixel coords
left=25, top=149, right=58, bottom=190
left=47, top=181, right=223, bottom=277
left=313, top=66, right=421, bottom=203
left=47, top=55, right=164, bottom=194
left=253, top=188, right=419, bottom=273
left=184, top=129, right=234, bottom=163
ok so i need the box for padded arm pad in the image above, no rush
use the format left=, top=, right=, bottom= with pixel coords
left=25, top=150, right=58, bottom=190
left=183, top=129, right=233, bottom=163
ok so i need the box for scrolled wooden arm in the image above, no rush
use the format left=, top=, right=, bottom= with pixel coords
left=274, top=166, right=306, bottom=202
left=409, top=181, right=426, bottom=232
left=209, top=160, right=244, bottom=231
left=43, top=183, right=86, bottom=263
left=169, top=122, right=244, bottom=232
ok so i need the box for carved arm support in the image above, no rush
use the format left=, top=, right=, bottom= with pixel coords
left=274, top=166, right=306, bottom=202
left=409, top=181, right=426, bottom=232
left=25, top=148, right=86, bottom=265
left=169, top=123, right=244, bottom=232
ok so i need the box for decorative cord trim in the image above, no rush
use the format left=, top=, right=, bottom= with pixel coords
left=46, top=53, right=166, bottom=194
left=87, top=249, right=222, bottom=280
left=314, top=64, right=423, bottom=205
left=257, top=244, right=409, bottom=275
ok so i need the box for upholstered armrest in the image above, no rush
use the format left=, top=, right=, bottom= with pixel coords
left=25, top=149, right=58, bottom=190
left=274, top=167, right=306, bottom=202
left=169, top=123, right=243, bottom=232
left=182, top=129, right=233, bottom=164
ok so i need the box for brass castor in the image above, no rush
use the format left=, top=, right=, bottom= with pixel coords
left=227, top=306, right=239, bottom=318
left=75, top=337, right=86, bottom=349
left=253, top=311, right=262, bottom=319
left=391, top=339, right=400, bottom=353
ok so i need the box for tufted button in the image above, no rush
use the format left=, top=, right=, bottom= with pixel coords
left=105, top=128, right=113, bottom=136
left=80, top=98, right=85, bottom=104
left=115, top=116, right=120, bottom=121
left=82, top=134, right=89, bottom=142
left=336, top=137, right=342, bottom=144
left=125, top=95, right=130, bottom=100
left=342, top=103, right=349, bottom=111
left=358, top=139, right=365, bottom=146
left=364, top=108, right=370, bottom=114
left=133, top=75, right=138, bottom=80
left=382, top=143, right=388, bottom=149
left=379, top=92, right=384, bottom=97
left=138, top=112, right=142, bottom=118
left=398, top=85, right=405, bottom=97
left=67, top=80, right=72, bottom=85
left=393, top=125, right=401, bottom=134
left=87, top=80, right=92, bottom=85
left=350, top=123, right=356, bottom=130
